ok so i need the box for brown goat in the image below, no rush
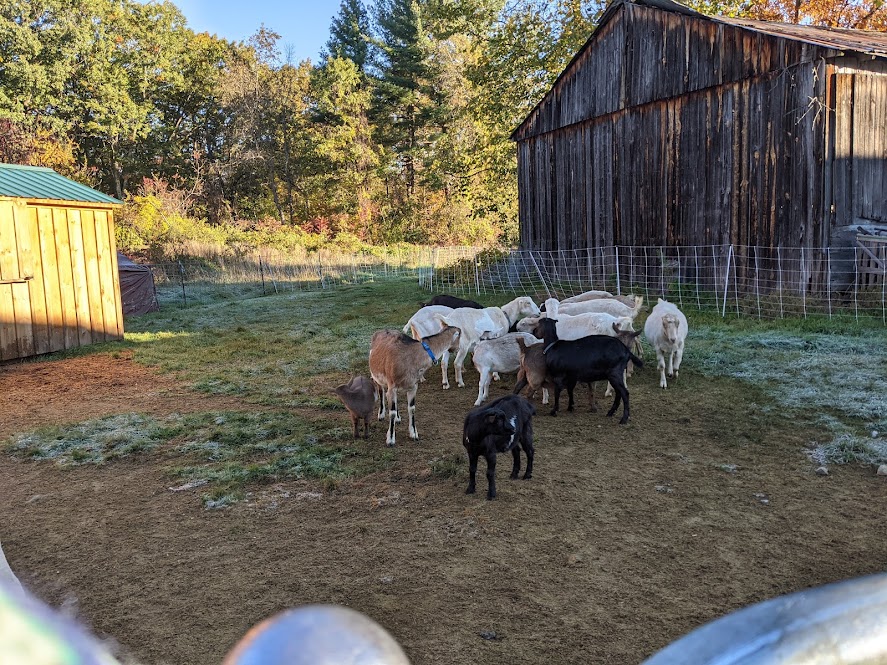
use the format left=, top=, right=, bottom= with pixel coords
left=369, top=326, right=461, bottom=446
left=513, top=337, right=555, bottom=405
left=332, top=376, right=376, bottom=439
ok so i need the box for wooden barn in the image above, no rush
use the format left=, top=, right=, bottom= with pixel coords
left=0, top=164, right=124, bottom=362
left=512, top=0, right=887, bottom=263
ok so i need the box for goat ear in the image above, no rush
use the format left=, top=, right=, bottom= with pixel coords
left=484, top=412, right=498, bottom=424
left=631, top=329, right=642, bottom=338
left=612, top=321, right=620, bottom=333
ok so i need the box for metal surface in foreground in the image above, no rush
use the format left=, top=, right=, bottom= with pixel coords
left=224, top=604, right=411, bottom=665
left=643, top=573, right=887, bottom=665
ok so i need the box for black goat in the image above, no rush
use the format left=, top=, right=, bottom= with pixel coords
left=532, top=317, right=643, bottom=424
left=421, top=294, right=484, bottom=309
left=462, top=395, right=535, bottom=500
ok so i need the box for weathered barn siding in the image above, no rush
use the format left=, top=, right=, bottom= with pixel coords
left=515, top=4, right=836, bottom=143
left=514, top=0, right=887, bottom=287
left=519, top=58, right=829, bottom=251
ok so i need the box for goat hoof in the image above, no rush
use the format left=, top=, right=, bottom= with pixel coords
left=486, top=494, right=496, bottom=501
left=443, top=384, right=450, bottom=390
left=510, top=472, right=519, bottom=479
left=523, top=473, right=532, bottom=480
left=466, top=487, right=476, bottom=494
left=549, top=410, right=557, bottom=417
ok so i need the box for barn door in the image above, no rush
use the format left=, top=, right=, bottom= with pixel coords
left=832, top=72, right=887, bottom=228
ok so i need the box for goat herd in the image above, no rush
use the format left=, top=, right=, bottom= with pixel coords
left=333, top=290, right=689, bottom=499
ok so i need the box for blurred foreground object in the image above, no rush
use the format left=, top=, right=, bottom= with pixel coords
left=644, top=573, right=887, bottom=665
left=224, top=604, right=411, bottom=665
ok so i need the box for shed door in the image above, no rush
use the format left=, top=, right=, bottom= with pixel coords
left=832, top=73, right=887, bottom=228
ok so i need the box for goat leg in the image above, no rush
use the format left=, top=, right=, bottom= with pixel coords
left=513, top=372, right=529, bottom=396
left=566, top=377, right=577, bottom=412
left=510, top=447, right=521, bottom=479
left=407, top=386, right=419, bottom=440
left=485, top=451, right=497, bottom=500
left=466, top=452, right=478, bottom=494
left=522, top=428, right=534, bottom=479
left=351, top=414, right=360, bottom=439
left=550, top=381, right=563, bottom=417
left=386, top=387, right=398, bottom=446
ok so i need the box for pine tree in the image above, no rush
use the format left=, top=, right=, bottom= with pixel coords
left=324, top=0, right=372, bottom=74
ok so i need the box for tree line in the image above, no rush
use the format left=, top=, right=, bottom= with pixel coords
left=1, top=0, right=883, bottom=246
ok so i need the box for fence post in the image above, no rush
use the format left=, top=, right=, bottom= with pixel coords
left=827, top=247, right=832, bottom=319
left=177, top=260, right=187, bottom=307
left=259, top=258, right=266, bottom=295
left=777, top=246, right=784, bottom=319
left=754, top=246, right=761, bottom=320
left=801, top=246, right=807, bottom=318
left=733, top=246, right=740, bottom=317
left=615, top=246, right=621, bottom=295
left=675, top=246, right=683, bottom=308
left=721, top=244, right=733, bottom=318
left=853, top=245, right=859, bottom=323
left=529, top=252, right=552, bottom=299
left=473, top=255, right=481, bottom=296
left=693, top=246, right=700, bottom=310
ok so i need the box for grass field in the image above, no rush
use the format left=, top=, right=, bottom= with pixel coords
left=2, top=278, right=886, bottom=664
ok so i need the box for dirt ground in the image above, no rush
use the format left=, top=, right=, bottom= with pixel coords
left=1, top=352, right=886, bottom=665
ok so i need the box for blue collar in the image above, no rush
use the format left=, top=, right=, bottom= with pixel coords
left=542, top=341, right=557, bottom=355
left=421, top=341, right=439, bottom=365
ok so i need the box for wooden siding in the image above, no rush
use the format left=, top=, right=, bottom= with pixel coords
left=514, top=4, right=837, bottom=142
left=518, top=60, right=831, bottom=253
left=0, top=200, right=123, bottom=361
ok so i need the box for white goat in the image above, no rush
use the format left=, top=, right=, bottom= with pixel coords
left=516, top=312, right=634, bottom=340
left=559, top=290, right=639, bottom=308
left=560, top=289, right=612, bottom=304
left=472, top=332, right=544, bottom=406
left=644, top=298, right=688, bottom=389
left=437, top=296, right=541, bottom=388
left=551, top=295, right=643, bottom=319
left=403, top=305, right=454, bottom=388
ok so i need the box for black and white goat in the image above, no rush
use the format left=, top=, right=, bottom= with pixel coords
left=462, top=395, right=535, bottom=500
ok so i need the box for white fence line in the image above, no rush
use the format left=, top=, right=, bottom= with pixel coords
left=147, top=243, right=887, bottom=323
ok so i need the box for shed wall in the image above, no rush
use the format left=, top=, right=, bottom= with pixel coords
left=0, top=199, right=123, bottom=361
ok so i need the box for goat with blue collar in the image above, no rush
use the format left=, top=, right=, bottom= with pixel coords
left=369, top=326, right=461, bottom=446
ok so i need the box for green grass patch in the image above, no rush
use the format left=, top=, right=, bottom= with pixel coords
left=9, top=414, right=167, bottom=465
left=805, top=433, right=887, bottom=467
left=123, top=279, right=427, bottom=407
left=6, top=411, right=376, bottom=508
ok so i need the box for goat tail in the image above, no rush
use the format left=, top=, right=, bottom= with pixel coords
left=633, top=295, right=644, bottom=314
left=628, top=349, right=644, bottom=369
left=402, top=320, right=413, bottom=336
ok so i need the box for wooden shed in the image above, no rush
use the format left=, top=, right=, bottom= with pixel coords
left=512, top=0, right=887, bottom=260
left=0, top=164, right=124, bottom=361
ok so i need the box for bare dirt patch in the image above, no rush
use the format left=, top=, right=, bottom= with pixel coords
left=2, top=353, right=886, bottom=665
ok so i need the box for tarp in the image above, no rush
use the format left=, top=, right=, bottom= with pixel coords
left=117, top=253, right=159, bottom=316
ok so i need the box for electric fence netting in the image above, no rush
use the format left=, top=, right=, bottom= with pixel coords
left=148, top=242, right=887, bottom=323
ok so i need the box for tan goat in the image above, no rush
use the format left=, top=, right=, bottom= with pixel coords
left=332, top=376, right=376, bottom=439
left=369, top=326, right=461, bottom=446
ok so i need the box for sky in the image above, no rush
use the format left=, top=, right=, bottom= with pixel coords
left=172, top=0, right=343, bottom=64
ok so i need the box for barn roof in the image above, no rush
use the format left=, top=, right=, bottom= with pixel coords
left=511, top=0, right=887, bottom=140
left=0, top=164, right=121, bottom=205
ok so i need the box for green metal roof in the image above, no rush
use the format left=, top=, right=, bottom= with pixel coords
left=0, top=164, right=121, bottom=205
